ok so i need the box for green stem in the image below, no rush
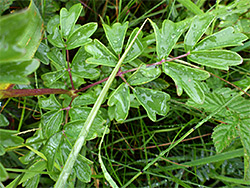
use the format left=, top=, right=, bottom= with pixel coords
left=54, top=18, right=149, bottom=188
left=17, top=97, right=26, bottom=132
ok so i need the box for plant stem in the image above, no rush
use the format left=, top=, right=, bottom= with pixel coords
left=66, top=49, right=75, bottom=90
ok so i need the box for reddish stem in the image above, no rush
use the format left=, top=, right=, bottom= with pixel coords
left=66, top=49, right=75, bottom=90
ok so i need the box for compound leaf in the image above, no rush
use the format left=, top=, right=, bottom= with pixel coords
left=38, top=94, right=61, bottom=111
left=47, top=48, right=66, bottom=70
left=163, top=62, right=210, bottom=104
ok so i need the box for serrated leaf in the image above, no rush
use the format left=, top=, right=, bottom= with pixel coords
left=0, top=0, right=43, bottom=62
left=35, top=43, right=50, bottom=65
left=0, top=114, right=9, bottom=127
left=212, top=119, right=238, bottom=153
left=72, top=46, right=100, bottom=79
left=103, top=22, right=129, bottom=54
left=133, top=87, right=170, bottom=121
left=42, top=132, right=62, bottom=171
left=150, top=19, right=189, bottom=59
left=41, top=110, right=63, bottom=138
left=163, top=62, right=210, bottom=104
left=85, top=39, right=118, bottom=67
left=41, top=70, right=66, bottom=87
left=0, top=59, right=40, bottom=84
left=47, top=26, right=65, bottom=48
left=184, top=14, right=215, bottom=51
left=238, top=118, right=250, bottom=162
left=128, top=64, right=161, bottom=85
left=66, top=22, right=97, bottom=50
left=60, top=3, right=83, bottom=38
left=64, top=119, right=108, bottom=141
left=194, top=27, right=248, bottom=51
left=108, top=83, right=130, bottom=122
left=38, top=94, right=61, bottom=111
left=188, top=50, right=243, bottom=70
left=47, top=48, right=66, bottom=69
left=124, top=28, right=147, bottom=63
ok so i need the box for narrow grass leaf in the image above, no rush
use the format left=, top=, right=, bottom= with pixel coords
left=177, top=0, right=203, bottom=15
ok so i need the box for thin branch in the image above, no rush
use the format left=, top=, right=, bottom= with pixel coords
left=66, top=49, right=75, bottom=90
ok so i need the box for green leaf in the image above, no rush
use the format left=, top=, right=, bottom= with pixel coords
left=72, top=93, right=97, bottom=107
left=124, top=28, right=147, bottom=63
left=41, top=110, right=63, bottom=138
left=66, top=22, right=97, bottom=50
left=150, top=19, right=189, bottom=59
left=35, top=43, right=50, bottom=65
left=22, top=175, right=40, bottom=188
left=0, top=59, right=40, bottom=84
left=0, top=0, right=14, bottom=14
left=163, top=62, right=210, bottom=104
left=0, top=129, right=24, bottom=147
left=64, top=119, right=108, bottom=141
left=108, top=83, right=130, bottom=122
left=74, top=155, right=91, bottom=183
left=0, top=162, right=8, bottom=182
left=184, top=13, right=215, bottom=51
left=0, top=0, right=43, bottom=62
left=47, top=26, right=65, bottom=48
left=177, top=0, right=203, bottom=15
left=128, top=64, right=161, bottom=85
left=41, top=70, right=66, bottom=87
left=42, top=132, right=62, bottom=171
left=212, top=119, right=238, bottom=153
left=142, top=78, right=170, bottom=90
left=103, top=22, right=129, bottom=55
left=238, top=118, right=250, bottom=163
left=72, top=46, right=100, bottom=79
left=0, top=144, right=5, bottom=156
left=0, top=114, right=9, bottom=127
left=47, top=15, right=60, bottom=34
left=47, top=48, right=66, bottom=69
left=60, top=3, right=83, bottom=38
left=38, top=94, right=62, bottom=111
left=188, top=50, right=243, bottom=70
left=133, top=87, right=170, bottom=121
left=194, top=27, right=248, bottom=51
left=85, top=39, right=118, bottom=67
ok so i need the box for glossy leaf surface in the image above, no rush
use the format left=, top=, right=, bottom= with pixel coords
left=64, top=119, right=108, bottom=141
left=38, top=94, right=61, bottom=111
left=103, top=22, right=129, bottom=54
left=72, top=93, right=98, bottom=107
left=0, top=59, right=40, bottom=84
left=163, top=62, right=210, bottom=104
left=108, top=83, right=130, bottom=122
left=184, top=14, right=215, bottom=51
left=42, top=132, right=62, bottom=171
left=60, top=3, right=82, bottom=38
left=74, top=155, right=92, bottom=183
left=0, top=129, right=24, bottom=147
left=150, top=19, right=189, bottom=59
left=142, top=78, right=170, bottom=90
left=128, top=64, right=161, bottom=85
left=85, top=39, right=118, bottom=67
left=133, top=87, right=170, bottom=121
left=47, top=48, right=66, bottom=70
left=0, top=1, right=43, bottom=62
left=35, top=43, right=50, bottom=65
left=47, top=15, right=60, bottom=34
left=194, top=27, right=248, bottom=51
left=41, top=70, right=66, bottom=87
left=71, top=46, right=100, bottom=79
left=124, top=28, right=147, bottom=63
left=41, top=110, right=63, bottom=138
left=188, top=50, right=243, bottom=70
left=47, top=26, right=65, bottom=48
left=66, top=22, right=97, bottom=50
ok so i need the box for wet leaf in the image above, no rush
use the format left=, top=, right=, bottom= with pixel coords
left=41, top=70, right=66, bottom=87
left=0, top=114, right=9, bottom=127
left=85, top=39, right=118, bottom=67
left=0, top=59, right=40, bottom=84
left=47, top=48, right=66, bottom=70
left=188, top=50, right=243, bottom=70
left=103, top=22, right=129, bottom=54
left=66, top=22, right=97, bottom=50
left=74, top=155, right=91, bottom=183
left=22, top=174, right=40, bottom=188
left=194, top=27, right=248, bottom=51
left=72, top=93, right=97, bottom=107
left=124, top=28, right=147, bottom=63
left=184, top=13, right=215, bottom=51
left=38, top=94, right=61, bottom=111
left=128, top=64, right=161, bottom=85
left=163, top=62, right=210, bottom=104
left=142, top=78, right=170, bottom=90
left=47, top=15, right=60, bottom=35
left=133, top=87, right=170, bottom=121
left=35, top=43, right=50, bottom=65
left=60, top=3, right=83, bottom=38
left=42, top=132, right=62, bottom=171
left=47, top=26, right=65, bottom=48
left=108, top=83, right=130, bottom=122
left=41, top=110, right=63, bottom=138
left=150, top=19, right=189, bottom=59
left=71, top=46, right=100, bottom=79
left=0, top=129, right=24, bottom=147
